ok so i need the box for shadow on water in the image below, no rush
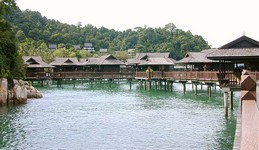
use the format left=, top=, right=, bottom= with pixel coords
left=136, top=83, right=239, bottom=149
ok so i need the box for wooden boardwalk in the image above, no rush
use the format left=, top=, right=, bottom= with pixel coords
left=233, top=72, right=259, bottom=150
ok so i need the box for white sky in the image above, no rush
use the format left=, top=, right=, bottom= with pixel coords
left=16, top=0, right=259, bottom=48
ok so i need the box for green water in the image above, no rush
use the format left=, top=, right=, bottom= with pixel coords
left=0, top=82, right=238, bottom=149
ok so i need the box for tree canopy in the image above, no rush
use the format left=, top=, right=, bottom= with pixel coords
left=0, top=0, right=25, bottom=79
left=4, top=6, right=210, bottom=63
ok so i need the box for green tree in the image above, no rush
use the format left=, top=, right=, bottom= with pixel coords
left=0, top=0, right=25, bottom=79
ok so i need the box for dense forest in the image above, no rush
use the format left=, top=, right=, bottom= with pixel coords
left=0, top=0, right=25, bottom=79
left=4, top=6, right=210, bottom=63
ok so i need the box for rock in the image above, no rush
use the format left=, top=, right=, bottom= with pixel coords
left=0, top=78, right=43, bottom=105
left=24, top=81, right=43, bottom=98
left=11, top=79, right=27, bottom=104
left=0, top=78, right=8, bottom=105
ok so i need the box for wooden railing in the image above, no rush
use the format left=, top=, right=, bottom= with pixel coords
left=26, top=72, right=135, bottom=79
left=25, top=70, right=259, bottom=86
left=135, top=71, right=238, bottom=84
left=234, top=71, right=259, bottom=149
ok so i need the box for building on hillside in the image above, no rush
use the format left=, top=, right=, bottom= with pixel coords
left=99, top=48, right=108, bottom=55
left=50, top=57, right=82, bottom=72
left=23, top=56, right=54, bottom=78
left=176, top=49, right=233, bottom=71
left=127, top=49, right=136, bottom=57
left=126, top=53, right=176, bottom=71
left=81, top=55, right=125, bottom=72
left=73, top=45, right=81, bottom=50
left=83, top=43, right=95, bottom=52
left=48, top=44, right=57, bottom=50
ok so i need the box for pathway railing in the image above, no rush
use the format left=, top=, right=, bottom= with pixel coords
left=135, top=71, right=238, bottom=84
left=233, top=70, right=259, bottom=149
left=26, top=70, right=259, bottom=86
left=26, top=72, right=135, bottom=80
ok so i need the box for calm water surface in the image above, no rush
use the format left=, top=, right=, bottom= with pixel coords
left=0, top=82, right=238, bottom=150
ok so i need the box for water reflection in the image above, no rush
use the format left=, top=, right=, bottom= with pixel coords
left=0, top=82, right=238, bottom=149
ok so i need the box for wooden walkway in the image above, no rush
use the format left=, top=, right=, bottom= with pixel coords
left=136, top=71, right=237, bottom=83
left=234, top=72, right=259, bottom=150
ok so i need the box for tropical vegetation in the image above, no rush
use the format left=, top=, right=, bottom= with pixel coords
left=4, top=6, right=210, bottom=62
left=0, top=0, right=210, bottom=79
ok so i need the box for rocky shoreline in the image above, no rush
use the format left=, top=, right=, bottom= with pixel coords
left=0, top=78, right=42, bottom=105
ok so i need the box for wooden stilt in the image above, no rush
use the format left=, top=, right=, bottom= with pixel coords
left=229, top=91, right=233, bottom=111
left=224, top=91, right=229, bottom=117
left=181, top=81, right=186, bottom=94
left=148, top=80, right=151, bottom=91
left=195, top=83, right=198, bottom=95
left=129, top=79, right=132, bottom=90
left=144, top=80, right=146, bottom=91
left=207, top=84, right=212, bottom=97
left=73, top=79, right=76, bottom=88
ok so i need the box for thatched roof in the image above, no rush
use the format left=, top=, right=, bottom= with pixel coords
left=50, top=57, right=82, bottom=66
left=207, top=36, right=259, bottom=60
left=177, top=49, right=217, bottom=64
left=82, top=55, right=124, bottom=66
left=207, top=48, right=259, bottom=60
left=139, top=57, right=176, bottom=66
left=127, top=52, right=176, bottom=66
left=135, top=53, right=171, bottom=60
left=126, top=59, right=146, bottom=66
left=23, top=56, right=54, bottom=68
left=219, top=36, right=259, bottom=49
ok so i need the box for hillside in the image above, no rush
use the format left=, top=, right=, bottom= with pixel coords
left=5, top=7, right=210, bottom=61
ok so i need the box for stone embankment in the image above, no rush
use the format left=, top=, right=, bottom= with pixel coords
left=0, top=78, right=42, bottom=105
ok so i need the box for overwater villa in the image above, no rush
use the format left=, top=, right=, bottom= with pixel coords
left=126, top=53, right=176, bottom=71
left=207, top=35, right=259, bottom=71
left=81, top=54, right=125, bottom=72
left=177, top=49, right=234, bottom=71
left=50, top=57, right=82, bottom=72
left=23, top=56, right=54, bottom=78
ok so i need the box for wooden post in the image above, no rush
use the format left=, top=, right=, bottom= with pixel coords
left=90, top=79, right=93, bottom=87
left=181, top=81, right=186, bottom=94
left=159, top=80, right=162, bottom=90
left=192, top=83, right=194, bottom=93
left=164, top=81, right=167, bottom=91
left=224, top=91, right=228, bottom=117
left=148, top=80, right=151, bottom=91
left=73, top=79, right=76, bottom=88
left=207, top=84, right=212, bottom=97
left=229, top=91, right=233, bottom=111
left=195, top=83, right=198, bottom=95
left=129, top=79, right=132, bottom=90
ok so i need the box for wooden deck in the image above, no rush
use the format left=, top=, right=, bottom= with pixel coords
left=240, top=100, right=259, bottom=149
left=233, top=72, right=259, bottom=150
